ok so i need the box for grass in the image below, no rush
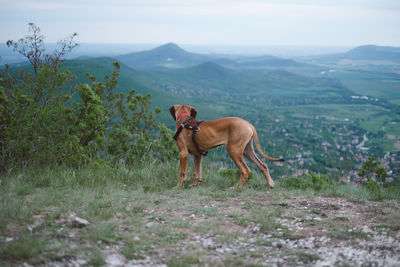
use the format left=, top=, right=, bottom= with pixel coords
left=0, top=160, right=399, bottom=265
left=251, top=206, right=284, bottom=233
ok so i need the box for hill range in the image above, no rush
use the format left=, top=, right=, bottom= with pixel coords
left=4, top=43, right=400, bottom=179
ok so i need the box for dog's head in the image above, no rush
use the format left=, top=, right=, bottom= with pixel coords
left=169, top=105, right=198, bottom=121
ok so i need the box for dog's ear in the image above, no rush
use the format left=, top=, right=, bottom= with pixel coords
left=190, top=107, right=198, bottom=119
left=169, top=106, right=176, bottom=121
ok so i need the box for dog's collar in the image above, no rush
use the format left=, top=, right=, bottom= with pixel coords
left=176, top=112, right=190, bottom=121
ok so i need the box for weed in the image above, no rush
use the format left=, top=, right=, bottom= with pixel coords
left=329, top=228, right=369, bottom=240
left=251, top=207, right=283, bottom=233
left=121, top=242, right=146, bottom=260
left=303, top=218, right=320, bottom=226
left=87, top=246, right=106, bottom=267
left=276, top=202, right=291, bottom=208
left=166, top=232, right=188, bottom=243
left=0, top=236, right=49, bottom=263
left=193, top=207, right=218, bottom=217
left=333, top=216, right=349, bottom=221
left=272, top=231, right=294, bottom=240
left=85, top=223, right=117, bottom=245
left=328, top=204, right=341, bottom=210
left=168, top=254, right=200, bottom=267
left=284, top=250, right=320, bottom=263
left=223, top=256, right=245, bottom=266
left=279, top=173, right=335, bottom=191
left=311, top=208, right=328, bottom=217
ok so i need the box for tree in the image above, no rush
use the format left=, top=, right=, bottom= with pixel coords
left=6, top=22, right=78, bottom=75
left=1, top=23, right=177, bottom=170
left=358, top=156, right=388, bottom=184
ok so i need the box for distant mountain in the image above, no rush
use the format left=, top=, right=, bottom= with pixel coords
left=236, top=55, right=303, bottom=68
left=307, top=45, right=400, bottom=64
left=115, top=43, right=309, bottom=70
left=344, top=45, right=400, bottom=61
left=115, top=43, right=214, bottom=69
left=61, top=57, right=226, bottom=123
left=131, top=59, right=350, bottom=100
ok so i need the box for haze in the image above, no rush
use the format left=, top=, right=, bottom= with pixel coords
left=1, top=0, right=399, bottom=47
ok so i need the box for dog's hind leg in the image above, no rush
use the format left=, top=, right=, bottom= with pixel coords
left=244, top=141, right=275, bottom=188
left=227, top=146, right=251, bottom=189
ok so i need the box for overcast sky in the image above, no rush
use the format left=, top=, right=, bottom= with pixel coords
left=1, top=0, right=399, bottom=47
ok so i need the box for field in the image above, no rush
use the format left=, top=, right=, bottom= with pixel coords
left=2, top=43, right=400, bottom=266
left=1, top=162, right=399, bottom=266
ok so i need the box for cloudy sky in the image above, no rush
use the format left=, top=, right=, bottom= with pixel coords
left=1, top=0, right=399, bottom=47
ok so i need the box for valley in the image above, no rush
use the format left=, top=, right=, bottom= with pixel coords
left=4, top=43, right=400, bottom=183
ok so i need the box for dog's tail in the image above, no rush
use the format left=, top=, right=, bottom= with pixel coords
left=251, top=125, right=285, bottom=162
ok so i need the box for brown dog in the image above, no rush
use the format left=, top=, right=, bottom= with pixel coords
left=169, top=104, right=284, bottom=188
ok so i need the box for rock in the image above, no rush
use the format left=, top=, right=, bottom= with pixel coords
left=72, top=216, right=90, bottom=228
left=202, top=238, right=216, bottom=249
left=106, top=253, right=125, bottom=266
left=251, top=224, right=260, bottom=233
left=145, top=222, right=155, bottom=228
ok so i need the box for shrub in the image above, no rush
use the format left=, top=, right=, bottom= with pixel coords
left=279, top=172, right=335, bottom=191
left=0, top=24, right=176, bottom=171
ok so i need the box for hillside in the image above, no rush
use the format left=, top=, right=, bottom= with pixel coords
left=57, top=54, right=400, bottom=179
left=115, top=43, right=214, bottom=69
left=1, top=163, right=399, bottom=266
left=133, top=60, right=350, bottom=100
left=61, top=57, right=226, bottom=124
left=2, top=44, right=400, bottom=266
left=115, top=43, right=310, bottom=70
left=5, top=43, right=400, bottom=179
left=303, top=44, right=400, bottom=66
left=345, top=45, right=400, bottom=61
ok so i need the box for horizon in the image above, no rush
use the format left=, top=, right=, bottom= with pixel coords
left=1, top=0, right=399, bottom=47
left=0, top=41, right=396, bottom=65
left=0, top=41, right=365, bottom=65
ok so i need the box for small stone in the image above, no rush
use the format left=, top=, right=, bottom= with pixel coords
left=202, top=238, right=215, bottom=249
left=106, top=253, right=125, bottom=266
left=72, top=216, right=90, bottom=228
left=145, top=222, right=155, bottom=228
left=251, top=225, right=260, bottom=233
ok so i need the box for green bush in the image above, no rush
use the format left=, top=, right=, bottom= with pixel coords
left=279, top=172, right=334, bottom=191
left=0, top=24, right=177, bottom=171
left=357, top=156, right=392, bottom=200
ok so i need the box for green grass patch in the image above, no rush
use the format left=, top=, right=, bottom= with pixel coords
left=330, top=229, right=369, bottom=240
left=0, top=236, right=51, bottom=263
left=251, top=207, right=284, bottom=233
left=284, top=250, right=320, bottom=264
left=0, top=160, right=399, bottom=266
left=168, top=254, right=201, bottom=267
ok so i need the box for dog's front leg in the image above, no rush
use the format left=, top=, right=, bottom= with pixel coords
left=193, top=155, right=203, bottom=186
left=178, top=150, right=189, bottom=186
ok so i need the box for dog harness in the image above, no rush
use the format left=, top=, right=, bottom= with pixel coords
left=173, top=116, right=208, bottom=156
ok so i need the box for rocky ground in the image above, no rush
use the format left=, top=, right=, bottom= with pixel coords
left=80, top=195, right=400, bottom=266
left=3, top=189, right=400, bottom=267
left=114, top=196, right=399, bottom=266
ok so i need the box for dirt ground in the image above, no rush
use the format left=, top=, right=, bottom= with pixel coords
left=100, top=194, right=400, bottom=266
left=5, top=189, right=400, bottom=267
